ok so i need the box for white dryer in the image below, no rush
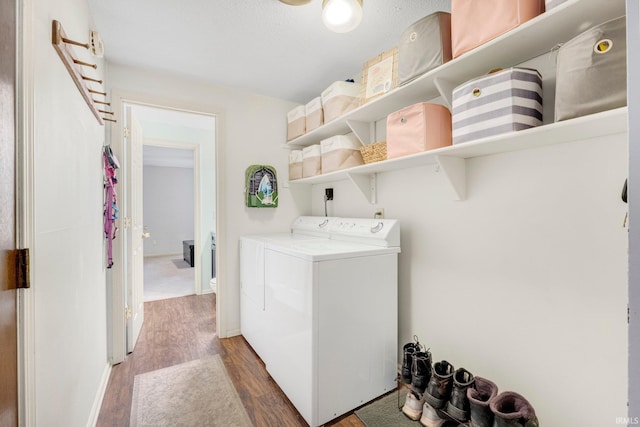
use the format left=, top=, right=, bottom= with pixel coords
left=240, top=217, right=400, bottom=427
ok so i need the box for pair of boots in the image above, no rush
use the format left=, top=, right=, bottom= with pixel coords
left=420, top=361, right=474, bottom=426
left=467, top=377, right=539, bottom=427
left=402, top=359, right=473, bottom=425
left=400, top=339, right=432, bottom=395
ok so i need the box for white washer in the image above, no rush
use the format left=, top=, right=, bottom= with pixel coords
left=240, top=217, right=400, bottom=427
left=239, top=217, right=337, bottom=369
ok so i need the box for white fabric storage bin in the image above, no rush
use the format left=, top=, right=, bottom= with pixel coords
left=305, top=97, right=324, bottom=132
left=287, top=105, right=306, bottom=141
left=452, top=68, right=543, bottom=144
left=321, top=81, right=361, bottom=123
left=320, top=134, right=364, bottom=174
left=302, top=145, right=322, bottom=178
left=289, top=150, right=303, bottom=181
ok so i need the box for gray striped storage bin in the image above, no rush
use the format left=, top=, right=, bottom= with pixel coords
left=452, top=68, right=543, bottom=144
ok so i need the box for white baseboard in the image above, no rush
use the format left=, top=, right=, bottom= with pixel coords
left=226, top=329, right=242, bottom=337
left=87, top=362, right=112, bottom=427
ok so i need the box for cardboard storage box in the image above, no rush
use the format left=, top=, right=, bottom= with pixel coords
left=398, top=12, right=452, bottom=86
left=321, top=81, right=361, bottom=123
left=287, top=105, right=306, bottom=141
left=386, top=102, right=452, bottom=159
left=320, top=134, right=364, bottom=174
left=452, top=67, right=543, bottom=144
left=302, top=145, right=322, bottom=178
left=360, top=47, right=398, bottom=105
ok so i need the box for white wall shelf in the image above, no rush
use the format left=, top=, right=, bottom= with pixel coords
left=286, top=0, right=625, bottom=149
left=289, top=108, right=628, bottom=202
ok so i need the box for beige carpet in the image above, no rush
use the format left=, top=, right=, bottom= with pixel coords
left=130, top=355, right=253, bottom=427
left=144, top=255, right=195, bottom=302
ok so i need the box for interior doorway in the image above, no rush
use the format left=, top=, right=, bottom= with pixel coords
left=142, top=145, right=196, bottom=302
left=109, top=99, right=218, bottom=362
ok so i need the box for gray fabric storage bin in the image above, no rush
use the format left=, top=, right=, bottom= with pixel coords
left=398, top=12, right=452, bottom=86
left=555, top=16, right=627, bottom=122
left=545, top=0, right=568, bottom=10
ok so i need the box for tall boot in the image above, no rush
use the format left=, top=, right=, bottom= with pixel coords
left=419, top=360, right=455, bottom=427
left=401, top=342, right=420, bottom=384
left=424, top=360, right=455, bottom=410
left=490, top=392, right=539, bottom=427
left=411, top=351, right=432, bottom=394
left=445, top=368, right=474, bottom=422
left=467, top=377, right=498, bottom=427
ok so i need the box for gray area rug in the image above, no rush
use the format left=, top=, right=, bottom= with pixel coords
left=130, top=355, right=253, bottom=427
left=355, top=388, right=418, bottom=427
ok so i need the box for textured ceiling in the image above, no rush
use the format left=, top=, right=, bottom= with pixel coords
left=88, top=0, right=451, bottom=103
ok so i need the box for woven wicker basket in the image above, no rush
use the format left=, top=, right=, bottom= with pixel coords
left=360, top=141, right=387, bottom=164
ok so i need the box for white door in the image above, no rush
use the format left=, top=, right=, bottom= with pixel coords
left=125, top=106, right=145, bottom=353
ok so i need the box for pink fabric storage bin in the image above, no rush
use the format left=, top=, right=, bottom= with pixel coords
left=451, top=0, right=544, bottom=58
left=386, top=103, right=452, bottom=159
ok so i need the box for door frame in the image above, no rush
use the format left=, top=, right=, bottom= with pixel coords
left=108, top=90, right=225, bottom=364
left=16, top=0, right=35, bottom=423
left=142, top=137, right=202, bottom=296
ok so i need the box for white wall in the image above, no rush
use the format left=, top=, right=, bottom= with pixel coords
left=143, top=165, right=195, bottom=256
left=310, top=70, right=628, bottom=427
left=106, top=64, right=311, bottom=335
left=32, top=0, right=109, bottom=424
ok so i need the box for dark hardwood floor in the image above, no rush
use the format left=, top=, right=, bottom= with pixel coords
left=96, top=294, right=365, bottom=427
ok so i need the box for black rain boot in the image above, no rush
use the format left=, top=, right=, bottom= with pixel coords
left=401, top=341, right=420, bottom=384
left=490, top=392, right=539, bottom=427
left=424, top=360, right=455, bottom=410
left=411, top=350, right=432, bottom=394
left=445, top=368, right=474, bottom=422
left=467, top=377, right=498, bottom=427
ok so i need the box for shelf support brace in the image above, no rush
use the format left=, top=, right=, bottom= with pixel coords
left=346, top=119, right=374, bottom=144
left=435, top=155, right=466, bottom=200
left=347, top=172, right=377, bottom=204
left=433, top=77, right=456, bottom=110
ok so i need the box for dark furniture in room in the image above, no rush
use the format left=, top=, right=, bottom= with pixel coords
left=183, top=240, right=194, bottom=267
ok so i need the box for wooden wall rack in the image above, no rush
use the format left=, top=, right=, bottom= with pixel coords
left=51, top=20, right=114, bottom=125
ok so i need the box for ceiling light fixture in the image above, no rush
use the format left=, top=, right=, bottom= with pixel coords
left=322, top=0, right=363, bottom=33
left=278, top=0, right=363, bottom=33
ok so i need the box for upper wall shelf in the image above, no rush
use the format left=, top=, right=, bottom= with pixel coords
left=286, top=0, right=626, bottom=148
left=290, top=108, right=628, bottom=201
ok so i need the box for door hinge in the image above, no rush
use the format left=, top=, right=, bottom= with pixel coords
left=125, top=306, right=132, bottom=320
left=17, top=248, right=30, bottom=289
left=123, top=127, right=130, bottom=138
left=123, top=217, right=131, bottom=229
